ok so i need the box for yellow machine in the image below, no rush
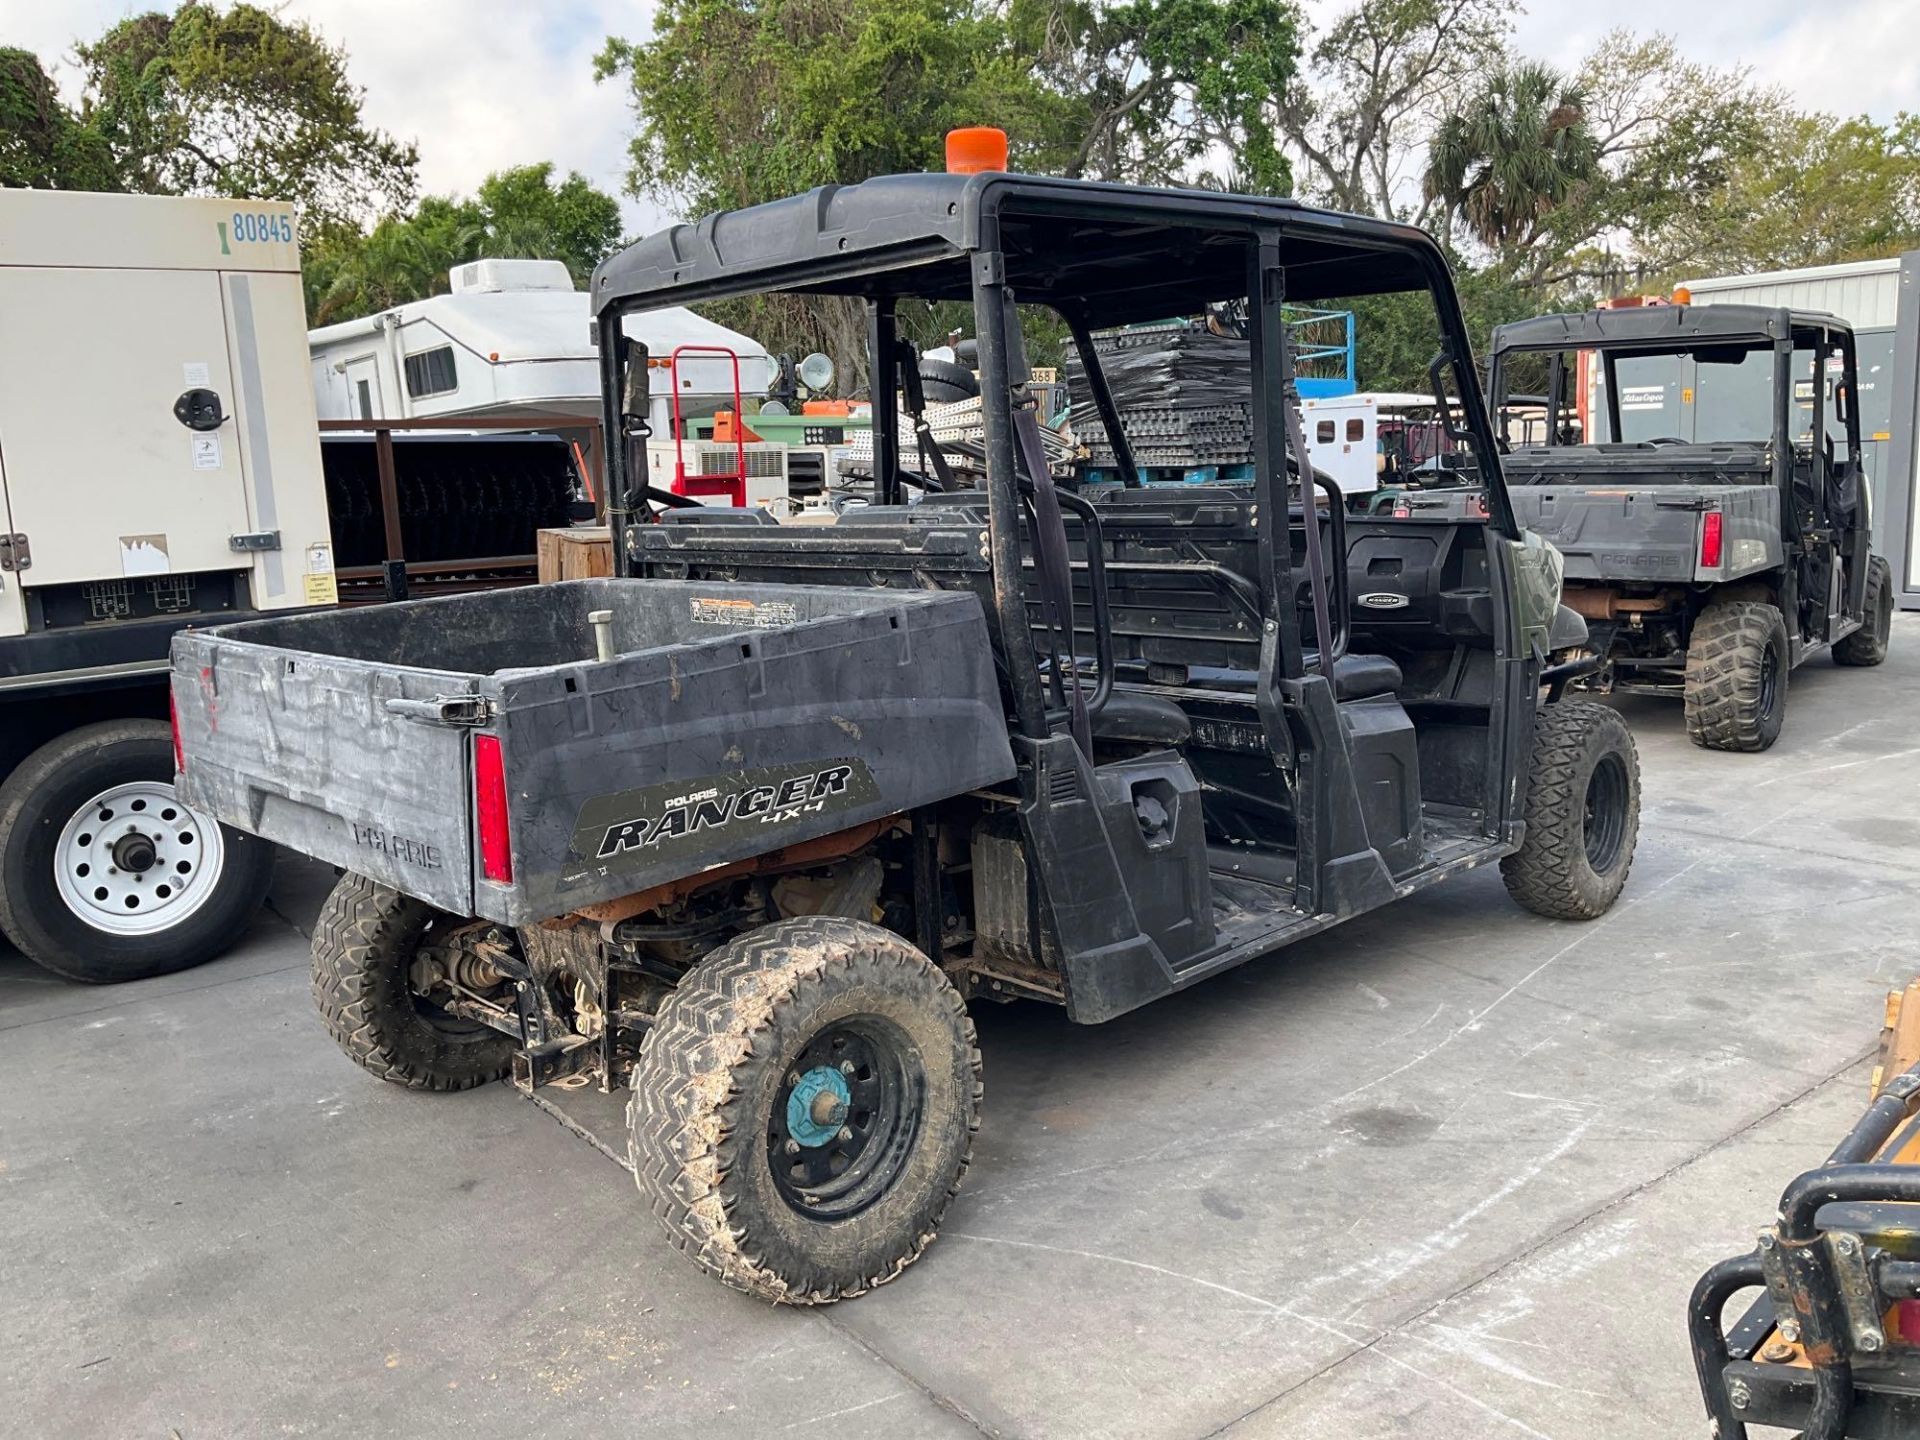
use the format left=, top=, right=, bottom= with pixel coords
left=1692, top=982, right=1920, bottom=1437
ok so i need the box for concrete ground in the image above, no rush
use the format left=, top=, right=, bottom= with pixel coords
left=4, top=616, right=1919, bottom=1440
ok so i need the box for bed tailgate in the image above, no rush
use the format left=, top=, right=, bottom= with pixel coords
left=171, top=630, right=481, bottom=915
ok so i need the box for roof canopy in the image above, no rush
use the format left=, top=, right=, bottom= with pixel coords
left=592, top=173, right=1445, bottom=327
left=1491, top=303, right=1850, bottom=356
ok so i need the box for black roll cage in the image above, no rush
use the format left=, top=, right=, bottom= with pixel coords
left=1490, top=310, right=1864, bottom=543
left=593, top=175, right=1518, bottom=747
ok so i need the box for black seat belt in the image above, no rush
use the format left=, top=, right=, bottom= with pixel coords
left=896, top=341, right=957, bottom=494
left=1274, top=320, right=1335, bottom=678
left=1002, top=300, right=1092, bottom=756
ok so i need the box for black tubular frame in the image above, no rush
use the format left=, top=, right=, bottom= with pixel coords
left=1040, top=483, right=1114, bottom=725
left=868, top=298, right=902, bottom=507
left=1247, top=235, right=1307, bottom=686
left=1688, top=1251, right=1764, bottom=1440
left=1691, top=1061, right=1920, bottom=1440
left=969, top=240, right=1053, bottom=741
left=1063, top=310, right=1141, bottom=488
left=595, top=172, right=1524, bottom=837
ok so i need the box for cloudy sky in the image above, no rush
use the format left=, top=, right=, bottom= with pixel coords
left=6, top=0, right=1916, bottom=239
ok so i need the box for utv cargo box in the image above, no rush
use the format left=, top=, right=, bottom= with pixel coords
left=171, top=580, right=1015, bottom=925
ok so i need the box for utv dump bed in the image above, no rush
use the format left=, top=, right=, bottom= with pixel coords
left=171, top=579, right=1014, bottom=924
left=1503, top=443, right=1781, bottom=585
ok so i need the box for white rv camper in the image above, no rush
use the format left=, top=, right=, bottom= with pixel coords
left=308, top=259, right=791, bottom=508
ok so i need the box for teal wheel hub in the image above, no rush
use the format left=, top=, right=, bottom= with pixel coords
left=786, top=1065, right=852, bottom=1148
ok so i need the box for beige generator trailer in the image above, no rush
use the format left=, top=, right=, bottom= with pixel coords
left=0, top=189, right=334, bottom=983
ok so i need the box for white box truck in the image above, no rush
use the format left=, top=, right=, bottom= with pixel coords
left=0, top=190, right=335, bottom=982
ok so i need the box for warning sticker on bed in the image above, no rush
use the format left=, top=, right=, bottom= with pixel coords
left=689, top=596, right=798, bottom=629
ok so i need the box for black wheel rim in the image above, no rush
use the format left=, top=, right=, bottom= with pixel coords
left=1582, top=754, right=1629, bottom=874
left=769, top=1017, right=924, bottom=1221
left=1757, top=645, right=1779, bottom=721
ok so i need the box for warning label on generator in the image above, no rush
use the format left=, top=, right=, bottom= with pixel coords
left=689, top=595, right=798, bottom=629
left=302, top=542, right=337, bottom=604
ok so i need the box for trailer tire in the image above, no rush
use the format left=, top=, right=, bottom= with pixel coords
left=1501, top=701, right=1640, bottom=921
left=0, top=720, right=273, bottom=984
left=628, top=916, right=980, bottom=1304
left=917, top=359, right=978, bottom=404
left=311, top=873, right=514, bottom=1091
left=1683, top=600, right=1789, bottom=752
left=1834, top=557, right=1892, bottom=667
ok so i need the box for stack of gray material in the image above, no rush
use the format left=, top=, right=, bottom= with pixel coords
left=1066, top=322, right=1255, bottom=468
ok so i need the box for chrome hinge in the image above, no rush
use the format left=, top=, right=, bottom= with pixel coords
left=229, top=530, right=282, bottom=553
left=0, top=533, right=29, bottom=571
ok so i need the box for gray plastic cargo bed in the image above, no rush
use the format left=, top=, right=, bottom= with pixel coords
left=1504, top=474, right=1780, bottom=585
left=172, top=579, right=1016, bottom=925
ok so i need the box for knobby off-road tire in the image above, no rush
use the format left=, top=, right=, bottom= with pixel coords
left=0, top=719, right=273, bottom=984
left=1502, top=701, right=1640, bottom=921
left=1684, top=600, right=1790, bottom=752
left=628, top=916, right=981, bottom=1305
left=311, top=873, right=514, bottom=1091
left=1834, top=556, right=1893, bottom=667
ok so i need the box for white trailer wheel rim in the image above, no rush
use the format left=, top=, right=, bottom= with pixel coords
left=52, top=781, right=228, bottom=937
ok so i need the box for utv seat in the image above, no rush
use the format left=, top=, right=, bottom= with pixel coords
left=1319, top=652, right=1403, bottom=702
left=1187, top=652, right=1403, bottom=703
left=1091, top=690, right=1192, bottom=747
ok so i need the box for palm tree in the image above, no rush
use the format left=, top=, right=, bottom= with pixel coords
left=1425, top=60, right=1601, bottom=257
left=311, top=202, right=481, bottom=323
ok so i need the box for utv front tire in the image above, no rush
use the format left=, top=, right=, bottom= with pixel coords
left=628, top=916, right=980, bottom=1304
left=311, top=873, right=514, bottom=1091
left=1684, top=600, right=1789, bottom=751
left=1835, top=556, right=1892, bottom=667
left=1502, top=701, right=1640, bottom=921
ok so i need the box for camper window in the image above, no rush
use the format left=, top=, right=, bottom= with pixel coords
left=403, top=346, right=458, bottom=399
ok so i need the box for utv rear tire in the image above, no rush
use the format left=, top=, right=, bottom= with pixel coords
left=311, top=873, right=514, bottom=1091
left=628, top=916, right=980, bottom=1304
left=1684, top=600, right=1789, bottom=752
left=0, top=720, right=274, bottom=984
left=1834, top=557, right=1892, bottom=667
left=1502, top=701, right=1640, bottom=921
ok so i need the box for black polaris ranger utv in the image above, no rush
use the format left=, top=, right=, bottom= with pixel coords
left=1490, top=305, right=1894, bottom=751
left=172, top=150, right=1640, bottom=1304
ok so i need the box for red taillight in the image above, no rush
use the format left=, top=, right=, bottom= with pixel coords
left=1700, top=510, right=1724, bottom=568
left=474, top=734, right=513, bottom=883
left=169, top=691, right=185, bottom=775
left=1894, top=1299, right=1920, bottom=1346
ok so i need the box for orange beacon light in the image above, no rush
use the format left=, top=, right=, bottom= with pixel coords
left=945, top=127, right=1009, bottom=175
